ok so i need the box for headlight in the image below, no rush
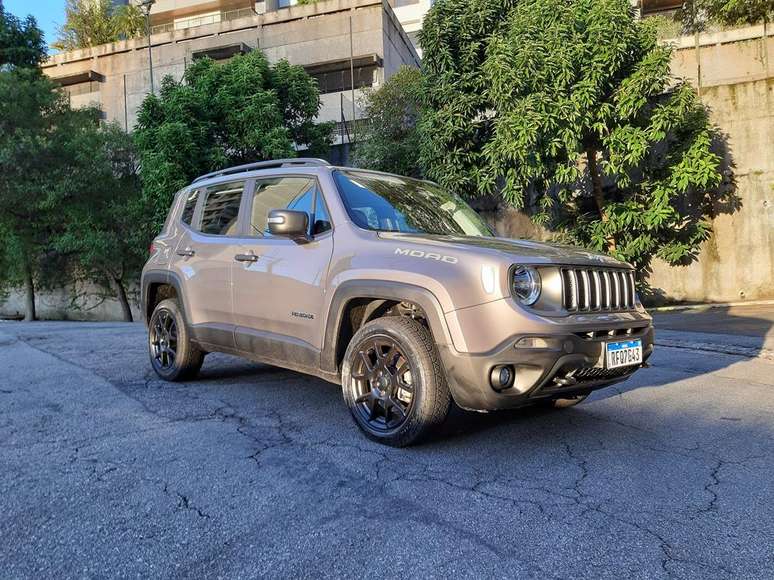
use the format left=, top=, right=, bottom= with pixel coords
left=512, top=265, right=541, bottom=306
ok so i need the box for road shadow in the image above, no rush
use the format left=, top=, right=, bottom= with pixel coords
left=171, top=302, right=773, bottom=443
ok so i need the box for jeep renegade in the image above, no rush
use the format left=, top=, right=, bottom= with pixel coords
left=142, top=158, right=654, bottom=446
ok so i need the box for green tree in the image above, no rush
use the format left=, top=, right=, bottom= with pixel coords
left=420, top=0, right=729, bottom=274
left=52, top=124, right=144, bottom=322
left=0, top=4, right=45, bottom=68
left=679, top=0, right=772, bottom=30
left=0, top=66, right=92, bottom=320
left=134, top=51, right=333, bottom=233
left=351, top=65, right=424, bottom=177
left=53, top=0, right=144, bottom=51
left=0, top=8, right=46, bottom=319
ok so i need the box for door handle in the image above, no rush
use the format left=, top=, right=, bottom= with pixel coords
left=234, top=252, right=259, bottom=263
left=176, top=247, right=195, bottom=257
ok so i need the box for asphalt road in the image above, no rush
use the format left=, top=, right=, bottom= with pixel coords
left=1, top=318, right=773, bottom=579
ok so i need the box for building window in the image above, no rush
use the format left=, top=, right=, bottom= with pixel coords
left=313, top=65, right=377, bottom=95
left=61, top=80, right=101, bottom=98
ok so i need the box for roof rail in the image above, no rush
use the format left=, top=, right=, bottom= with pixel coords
left=191, top=158, right=329, bottom=184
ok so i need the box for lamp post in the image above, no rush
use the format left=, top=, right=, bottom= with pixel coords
left=139, top=0, right=156, bottom=95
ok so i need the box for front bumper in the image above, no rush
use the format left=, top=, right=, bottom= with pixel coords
left=438, top=323, right=654, bottom=411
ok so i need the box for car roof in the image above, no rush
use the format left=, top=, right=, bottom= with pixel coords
left=187, top=159, right=435, bottom=190
left=191, top=158, right=332, bottom=186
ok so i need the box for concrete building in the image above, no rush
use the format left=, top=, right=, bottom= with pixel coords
left=42, top=0, right=420, bottom=156
left=384, top=0, right=431, bottom=55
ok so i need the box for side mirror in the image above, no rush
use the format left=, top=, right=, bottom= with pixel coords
left=267, top=209, right=309, bottom=241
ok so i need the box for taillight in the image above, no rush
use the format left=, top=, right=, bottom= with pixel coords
left=149, top=242, right=156, bottom=255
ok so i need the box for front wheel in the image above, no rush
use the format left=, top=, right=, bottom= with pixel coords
left=148, top=298, right=204, bottom=381
left=342, top=317, right=452, bottom=447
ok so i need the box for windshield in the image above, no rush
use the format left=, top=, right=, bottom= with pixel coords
left=333, top=170, right=493, bottom=237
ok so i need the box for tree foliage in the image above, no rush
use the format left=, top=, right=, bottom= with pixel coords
left=0, top=7, right=143, bottom=320
left=420, top=0, right=730, bottom=272
left=0, top=67, right=94, bottom=319
left=679, top=0, right=772, bottom=33
left=52, top=124, right=144, bottom=321
left=351, top=65, right=424, bottom=177
left=0, top=5, right=45, bottom=68
left=134, top=51, right=333, bottom=233
left=54, top=0, right=145, bottom=51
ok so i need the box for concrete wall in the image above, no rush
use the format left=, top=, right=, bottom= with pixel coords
left=387, top=0, right=431, bottom=56
left=0, top=284, right=142, bottom=322
left=645, top=27, right=773, bottom=303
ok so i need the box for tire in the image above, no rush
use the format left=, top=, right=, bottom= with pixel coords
left=542, top=394, right=589, bottom=409
left=148, top=298, right=204, bottom=381
left=342, top=316, right=452, bottom=447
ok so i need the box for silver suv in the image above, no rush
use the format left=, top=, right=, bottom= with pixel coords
left=142, top=159, right=654, bottom=446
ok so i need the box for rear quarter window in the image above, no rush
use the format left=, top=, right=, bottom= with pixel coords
left=180, top=189, right=199, bottom=226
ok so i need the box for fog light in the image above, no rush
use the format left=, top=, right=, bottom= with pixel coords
left=515, top=336, right=561, bottom=350
left=490, top=365, right=515, bottom=391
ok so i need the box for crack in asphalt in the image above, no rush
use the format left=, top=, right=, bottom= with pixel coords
left=162, top=482, right=212, bottom=519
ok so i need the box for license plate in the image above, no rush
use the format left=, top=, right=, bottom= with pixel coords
left=605, top=339, right=643, bottom=369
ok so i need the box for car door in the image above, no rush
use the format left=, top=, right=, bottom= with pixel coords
left=169, top=179, right=249, bottom=350
left=231, top=175, right=334, bottom=368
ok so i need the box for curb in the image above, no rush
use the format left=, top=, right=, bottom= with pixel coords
left=650, top=299, right=774, bottom=313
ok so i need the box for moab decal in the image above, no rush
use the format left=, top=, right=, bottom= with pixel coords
left=395, top=248, right=458, bottom=264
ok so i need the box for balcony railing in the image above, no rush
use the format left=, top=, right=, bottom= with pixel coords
left=150, top=7, right=256, bottom=35
left=334, top=118, right=371, bottom=142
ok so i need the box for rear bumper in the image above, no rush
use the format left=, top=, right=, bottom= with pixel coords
left=438, top=323, right=654, bottom=411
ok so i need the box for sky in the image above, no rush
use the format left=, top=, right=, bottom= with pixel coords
left=4, top=0, right=66, bottom=51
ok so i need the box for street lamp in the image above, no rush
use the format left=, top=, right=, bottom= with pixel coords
left=139, top=0, right=156, bottom=95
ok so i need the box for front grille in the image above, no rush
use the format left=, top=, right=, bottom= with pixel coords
left=560, top=267, right=636, bottom=313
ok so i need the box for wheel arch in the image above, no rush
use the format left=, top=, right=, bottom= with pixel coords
left=141, top=270, right=189, bottom=326
left=321, top=280, right=454, bottom=375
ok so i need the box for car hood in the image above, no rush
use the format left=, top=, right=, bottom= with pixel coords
left=377, top=232, right=630, bottom=268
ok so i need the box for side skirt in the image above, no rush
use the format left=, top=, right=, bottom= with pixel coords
left=194, top=326, right=341, bottom=386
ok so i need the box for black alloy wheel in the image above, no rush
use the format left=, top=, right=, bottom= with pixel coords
left=342, top=316, right=452, bottom=446
left=350, top=336, right=415, bottom=433
left=150, top=308, right=178, bottom=370
left=147, top=298, right=204, bottom=381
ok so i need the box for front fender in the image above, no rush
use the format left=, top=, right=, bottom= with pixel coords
left=320, top=279, right=455, bottom=374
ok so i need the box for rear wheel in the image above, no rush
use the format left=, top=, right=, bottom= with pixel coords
left=342, top=317, right=452, bottom=447
left=148, top=298, right=204, bottom=381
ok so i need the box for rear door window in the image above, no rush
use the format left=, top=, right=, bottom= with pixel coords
left=198, top=181, right=245, bottom=236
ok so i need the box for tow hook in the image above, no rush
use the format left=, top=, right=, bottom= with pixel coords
left=553, top=370, right=578, bottom=387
